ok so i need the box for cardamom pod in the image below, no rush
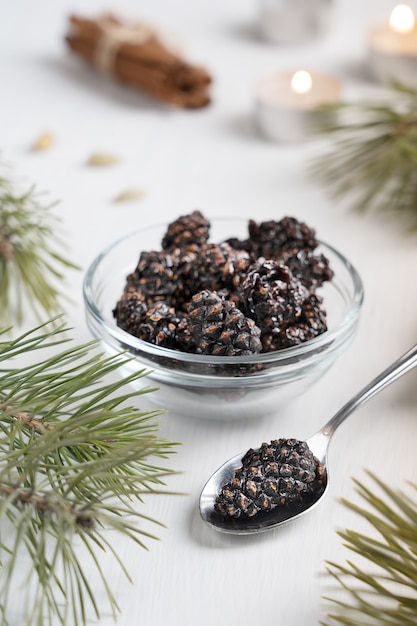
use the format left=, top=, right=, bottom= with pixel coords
left=87, top=153, right=120, bottom=166
left=32, top=132, right=54, bottom=151
left=114, top=188, right=145, bottom=203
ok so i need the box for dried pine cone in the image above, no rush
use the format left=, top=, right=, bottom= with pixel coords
left=226, top=217, right=333, bottom=290
left=224, top=216, right=318, bottom=258
left=215, top=438, right=325, bottom=519
left=134, top=302, right=186, bottom=349
left=184, top=289, right=262, bottom=356
left=113, top=289, right=148, bottom=336
left=175, top=242, right=251, bottom=305
left=248, top=216, right=319, bottom=258
left=161, top=209, right=210, bottom=250
left=237, top=259, right=309, bottom=332
left=261, top=293, right=328, bottom=351
left=281, top=249, right=334, bottom=290
left=248, top=218, right=334, bottom=290
left=127, top=249, right=177, bottom=305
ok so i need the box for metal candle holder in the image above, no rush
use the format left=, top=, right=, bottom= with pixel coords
left=368, top=5, right=417, bottom=87
left=254, top=70, right=341, bottom=142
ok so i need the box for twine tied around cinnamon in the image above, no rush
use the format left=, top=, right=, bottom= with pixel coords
left=93, top=14, right=158, bottom=75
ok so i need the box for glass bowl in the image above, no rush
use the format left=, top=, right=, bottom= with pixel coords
left=83, top=218, right=364, bottom=420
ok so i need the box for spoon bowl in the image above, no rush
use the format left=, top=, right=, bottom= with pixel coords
left=199, top=344, right=417, bottom=534
left=199, top=446, right=328, bottom=534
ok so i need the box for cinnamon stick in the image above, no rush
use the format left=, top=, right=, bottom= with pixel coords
left=65, top=14, right=212, bottom=109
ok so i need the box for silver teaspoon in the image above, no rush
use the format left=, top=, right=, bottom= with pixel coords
left=199, top=343, right=417, bottom=535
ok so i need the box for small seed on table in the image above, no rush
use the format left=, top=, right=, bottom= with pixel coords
left=32, top=132, right=54, bottom=151
left=87, top=152, right=119, bottom=166
left=114, top=188, right=146, bottom=203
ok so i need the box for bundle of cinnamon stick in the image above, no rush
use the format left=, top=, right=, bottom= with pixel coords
left=65, top=14, right=212, bottom=109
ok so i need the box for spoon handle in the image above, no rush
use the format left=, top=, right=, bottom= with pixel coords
left=321, top=343, right=417, bottom=438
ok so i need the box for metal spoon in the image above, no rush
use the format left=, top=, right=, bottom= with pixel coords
left=199, top=344, right=417, bottom=534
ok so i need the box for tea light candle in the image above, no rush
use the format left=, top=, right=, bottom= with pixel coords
left=258, top=0, right=333, bottom=44
left=255, top=70, right=342, bottom=142
left=369, top=4, right=417, bottom=87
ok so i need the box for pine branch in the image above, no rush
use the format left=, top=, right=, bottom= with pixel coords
left=310, top=81, right=417, bottom=230
left=0, top=319, right=179, bottom=626
left=321, top=471, right=417, bottom=625
left=0, top=167, right=79, bottom=326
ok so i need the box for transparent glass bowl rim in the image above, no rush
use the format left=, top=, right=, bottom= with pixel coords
left=83, top=221, right=364, bottom=367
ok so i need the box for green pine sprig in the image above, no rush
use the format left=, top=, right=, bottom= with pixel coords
left=321, top=470, right=417, bottom=625
left=0, top=318, right=179, bottom=626
left=0, top=169, right=79, bottom=326
left=311, top=81, right=417, bottom=229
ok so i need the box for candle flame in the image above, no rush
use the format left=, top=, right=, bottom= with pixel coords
left=291, top=70, right=313, bottom=95
left=389, top=4, right=415, bottom=33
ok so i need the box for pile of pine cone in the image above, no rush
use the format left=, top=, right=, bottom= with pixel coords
left=113, top=210, right=333, bottom=357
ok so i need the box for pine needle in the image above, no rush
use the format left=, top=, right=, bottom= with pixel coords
left=321, top=470, right=417, bottom=625
left=310, top=81, right=417, bottom=230
left=0, top=319, right=179, bottom=626
left=0, top=167, right=79, bottom=326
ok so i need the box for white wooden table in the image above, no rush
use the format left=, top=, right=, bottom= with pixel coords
left=2, top=0, right=417, bottom=624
